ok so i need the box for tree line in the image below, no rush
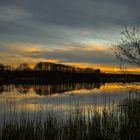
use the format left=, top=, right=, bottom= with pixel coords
left=0, top=62, right=101, bottom=74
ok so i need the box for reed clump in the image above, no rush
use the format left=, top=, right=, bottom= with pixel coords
left=0, top=97, right=139, bottom=140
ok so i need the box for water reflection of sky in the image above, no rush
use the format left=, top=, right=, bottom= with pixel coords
left=0, top=83, right=139, bottom=116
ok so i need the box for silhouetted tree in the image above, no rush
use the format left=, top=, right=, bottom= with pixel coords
left=34, top=62, right=100, bottom=74
left=4, top=65, right=13, bottom=71
left=114, top=27, right=140, bottom=66
left=84, top=68, right=94, bottom=73
left=114, top=27, right=140, bottom=93
left=0, top=63, right=5, bottom=71
left=94, top=69, right=101, bottom=74
left=17, top=63, right=30, bottom=71
left=35, top=62, right=51, bottom=71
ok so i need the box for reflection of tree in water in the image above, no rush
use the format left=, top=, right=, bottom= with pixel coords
left=0, top=85, right=4, bottom=94
left=33, top=83, right=101, bottom=96
left=0, top=83, right=102, bottom=95
left=34, top=85, right=53, bottom=96
left=15, top=85, right=30, bottom=94
left=0, top=84, right=15, bottom=94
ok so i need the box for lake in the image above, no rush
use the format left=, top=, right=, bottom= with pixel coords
left=0, top=82, right=139, bottom=123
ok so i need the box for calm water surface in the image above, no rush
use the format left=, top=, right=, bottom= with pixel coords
left=0, top=82, right=139, bottom=123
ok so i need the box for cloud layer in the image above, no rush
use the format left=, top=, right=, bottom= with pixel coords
left=0, top=41, right=115, bottom=65
left=0, top=0, right=140, bottom=72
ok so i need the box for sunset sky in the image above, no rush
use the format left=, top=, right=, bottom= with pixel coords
left=0, top=0, right=140, bottom=73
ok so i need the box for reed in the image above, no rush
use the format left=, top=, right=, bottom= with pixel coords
left=0, top=97, right=139, bottom=140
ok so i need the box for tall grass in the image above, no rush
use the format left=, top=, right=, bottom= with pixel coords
left=0, top=97, right=140, bottom=140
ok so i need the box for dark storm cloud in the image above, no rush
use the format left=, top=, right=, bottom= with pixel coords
left=6, top=0, right=140, bottom=27
left=0, top=0, right=140, bottom=43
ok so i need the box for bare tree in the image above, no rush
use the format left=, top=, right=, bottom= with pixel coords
left=0, top=63, right=5, bottom=71
left=113, top=27, right=140, bottom=94
left=114, top=27, right=140, bottom=66
left=17, top=63, right=30, bottom=71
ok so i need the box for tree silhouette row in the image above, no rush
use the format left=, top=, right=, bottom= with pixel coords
left=0, top=62, right=100, bottom=74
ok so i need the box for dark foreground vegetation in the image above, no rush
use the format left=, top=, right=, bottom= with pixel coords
left=0, top=96, right=139, bottom=140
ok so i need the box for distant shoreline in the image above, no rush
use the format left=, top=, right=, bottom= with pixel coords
left=0, top=70, right=140, bottom=84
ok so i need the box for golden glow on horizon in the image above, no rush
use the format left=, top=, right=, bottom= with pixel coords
left=64, top=62, right=140, bottom=73
left=0, top=41, right=140, bottom=73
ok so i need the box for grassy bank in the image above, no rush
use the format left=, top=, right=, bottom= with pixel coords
left=0, top=97, right=140, bottom=140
